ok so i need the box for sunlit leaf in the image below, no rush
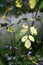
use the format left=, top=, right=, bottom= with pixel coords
left=7, top=26, right=14, bottom=32
left=21, top=35, right=28, bottom=42
left=24, top=40, right=31, bottom=49
left=29, top=0, right=37, bottom=9
left=15, top=0, right=22, bottom=8
left=19, top=29, right=28, bottom=36
left=22, top=24, right=28, bottom=29
left=30, top=26, right=37, bottom=35
left=29, top=35, right=35, bottom=42
left=16, top=3, right=22, bottom=8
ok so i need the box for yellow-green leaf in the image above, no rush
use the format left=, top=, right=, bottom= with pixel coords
left=19, top=29, right=28, bottom=36
left=15, top=0, right=22, bottom=8
left=21, top=35, right=28, bottom=42
left=29, top=35, right=35, bottom=42
left=29, top=0, right=37, bottom=9
left=30, top=26, right=37, bottom=35
left=24, top=40, right=31, bottom=49
left=7, top=26, right=14, bottom=33
left=22, top=24, right=28, bottom=29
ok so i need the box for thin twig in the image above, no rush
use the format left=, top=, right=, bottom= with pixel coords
left=35, top=0, right=42, bottom=18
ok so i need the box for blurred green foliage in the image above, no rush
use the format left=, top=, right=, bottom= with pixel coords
left=0, top=0, right=43, bottom=65
left=0, top=0, right=43, bottom=14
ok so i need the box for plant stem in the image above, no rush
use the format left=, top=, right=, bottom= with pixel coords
left=35, top=0, right=42, bottom=18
